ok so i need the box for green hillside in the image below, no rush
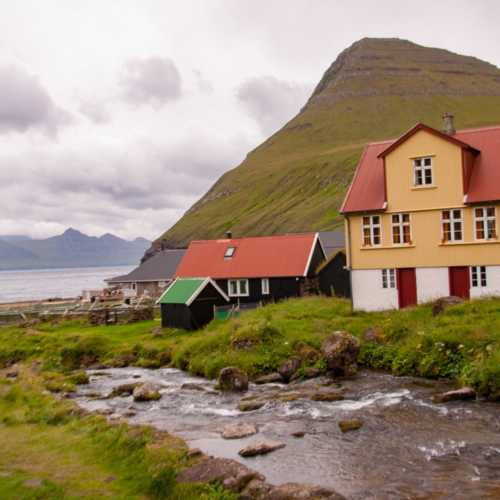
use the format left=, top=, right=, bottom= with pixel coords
left=158, top=38, right=500, bottom=248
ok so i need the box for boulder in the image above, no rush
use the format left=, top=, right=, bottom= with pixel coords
left=296, top=343, right=321, bottom=363
left=221, top=423, right=258, bottom=439
left=432, top=296, right=464, bottom=316
left=254, top=373, right=283, bottom=384
left=338, top=419, right=363, bottom=433
left=238, top=400, right=265, bottom=412
left=321, top=331, right=360, bottom=376
left=109, top=383, right=140, bottom=398
left=240, top=477, right=272, bottom=499
left=432, top=387, right=476, bottom=404
left=238, top=441, right=286, bottom=457
left=218, top=367, right=249, bottom=392
left=132, top=383, right=161, bottom=402
left=310, top=390, right=344, bottom=402
left=186, top=448, right=203, bottom=458
left=278, top=357, right=302, bottom=383
left=363, top=327, right=385, bottom=344
left=290, top=367, right=321, bottom=382
left=268, top=483, right=345, bottom=499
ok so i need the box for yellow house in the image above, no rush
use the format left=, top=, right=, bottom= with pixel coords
left=341, top=114, right=500, bottom=310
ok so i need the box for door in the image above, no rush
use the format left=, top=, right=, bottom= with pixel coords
left=397, top=268, right=417, bottom=309
left=449, top=267, right=470, bottom=299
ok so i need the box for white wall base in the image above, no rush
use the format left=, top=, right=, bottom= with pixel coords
left=351, top=269, right=398, bottom=311
left=416, top=267, right=449, bottom=304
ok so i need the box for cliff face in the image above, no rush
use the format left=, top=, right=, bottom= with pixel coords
left=151, top=38, right=500, bottom=252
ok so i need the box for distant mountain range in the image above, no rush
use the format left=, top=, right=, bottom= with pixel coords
left=0, top=228, right=150, bottom=270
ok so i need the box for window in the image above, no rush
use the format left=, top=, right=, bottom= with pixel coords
left=474, top=207, right=497, bottom=240
left=414, top=157, right=433, bottom=186
left=228, top=279, right=249, bottom=297
left=441, top=209, right=463, bottom=242
left=392, top=213, right=412, bottom=244
left=224, top=246, right=236, bottom=258
left=362, top=215, right=381, bottom=246
left=382, top=269, right=396, bottom=289
left=471, top=266, right=487, bottom=288
left=261, top=278, right=270, bottom=295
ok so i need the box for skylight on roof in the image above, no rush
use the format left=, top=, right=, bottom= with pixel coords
left=224, top=246, right=236, bottom=258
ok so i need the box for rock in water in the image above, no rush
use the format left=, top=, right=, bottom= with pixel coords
left=432, top=387, right=476, bottom=403
left=321, top=331, right=360, bottom=376
left=238, top=400, right=265, bottom=412
left=338, top=419, right=363, bottom=433
left=132, top=383, right=161, bottom=402
left=218, top=367, right=249, bottom=392
left=268, top=483, right=346, bottom=499
left=238, top=441, right=285, bottom=457
left=310, top=390, right=344, bottom=402
left=254, top=373, right=283, bottom=384
left=109, top=382, right=140, bottom=398
left=278, top=357, right=302, bottom=383
left=221, top=423, right=258, bottom=439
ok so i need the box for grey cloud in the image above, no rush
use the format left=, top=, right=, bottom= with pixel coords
left=120, top=57, right=182, bottom=106
left=0, top=65, right=71, bottom=136
left=237, top=76, right=312, bottom=135
left=78, top=99, right=111, bottom=124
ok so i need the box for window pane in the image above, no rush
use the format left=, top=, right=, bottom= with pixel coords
left=487, top=207, right=495, bottom=217
left=382, top=270, right=387, bottom=288
left=392, top=214, right=399, bottom=223
left=475, top=208, right=483, bottom=218
left=372, top=216, right=380, bottom=225
left=402, top=213, right=410, bottom=223
left=415, top=159, right=421, bottom=167
left=487, top=220, right=496, bottom=238
left=363, top=216, right=370, bottom=225
left=442, top=210, right=450, bottom=220
left=403, top=226, right=411, bottom=243
left=239, top=280, right=247, bottom=294
left=476, top=220, right=485, bottom=239
left=229, top=281, right=237, bottom=295
left=415, top=170, right=422, bottom=185
left=393, top=226, right=401, bottom=244
left=424, top=158, right=432, bottom=166
left=453, top=209, right=462, bottom=219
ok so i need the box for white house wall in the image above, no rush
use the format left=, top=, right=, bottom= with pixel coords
left=351, top=269, right=398, bottom=311
left=416, top=267, right=449, bottom=304
left=470, top=265, right=500, bottom=298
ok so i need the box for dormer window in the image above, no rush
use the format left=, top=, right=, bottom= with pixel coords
left=414, top=157, right=433, bottom=186
left=224, top=246, right=236, bottom=258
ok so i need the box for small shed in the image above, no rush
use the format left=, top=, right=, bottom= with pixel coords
left=158, top=277, right=229, bottom=330
left=316, top=250, right=351, bottom=298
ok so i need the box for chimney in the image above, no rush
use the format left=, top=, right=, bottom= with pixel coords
left=225, top=230, right=232, bottom=239
left=442, top=112, right=456, bottom=135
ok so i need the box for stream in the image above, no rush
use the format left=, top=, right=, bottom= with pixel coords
left=73, top=368, right=500, bottom=499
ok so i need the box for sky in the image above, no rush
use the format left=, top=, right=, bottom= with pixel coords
left=1, top=0, right=500, bottom=241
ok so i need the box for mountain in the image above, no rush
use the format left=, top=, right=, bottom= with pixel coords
left=0, top=228, right=150, bottom=270
left=152, top=38, right=500, bottom=253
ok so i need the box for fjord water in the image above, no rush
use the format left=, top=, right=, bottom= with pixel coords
left=75, top=368, right=500, bottom=499
left=0, top=265, right=133, bottom=303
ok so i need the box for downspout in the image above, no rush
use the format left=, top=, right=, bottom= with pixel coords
left=344, top=217, right=354, bottom=313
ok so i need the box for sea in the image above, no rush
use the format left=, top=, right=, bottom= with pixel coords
left=0, top=265, right=134, bottom=303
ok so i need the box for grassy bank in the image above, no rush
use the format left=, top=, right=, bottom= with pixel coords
left=0, top=368, right=235, bottom=499
left=0, top=296, right=499, bottom=399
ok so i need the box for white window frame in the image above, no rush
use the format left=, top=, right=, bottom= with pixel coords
left=225, top=246, right=236, bottom=258
left=362, top=215, right=382, bottom=247
left=261, top=278, right=270, bottom=295
left=441, top=209, right=463, bottom=243
left=382, top=269, right=396, bottom=289
left=471, top=266, right=487, bottom=288
left=474, top=207, right=497, bottom=241
left=228, top=279, right=249, bottom=297
left=413, top=157, right=433, bottom=186
left=391, top=213, right=412, bottom=245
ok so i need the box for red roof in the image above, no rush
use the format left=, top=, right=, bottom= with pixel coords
left=175, top=233, right=320, bottom=279
left=341, top=124, right=500, bottom=213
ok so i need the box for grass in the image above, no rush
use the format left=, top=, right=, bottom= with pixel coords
left=0, top=370, right=236, bottom=499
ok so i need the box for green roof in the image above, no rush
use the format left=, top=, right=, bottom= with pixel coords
left=158, top=278, right=205, bottom=305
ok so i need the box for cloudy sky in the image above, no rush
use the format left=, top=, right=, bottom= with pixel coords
left=1, top=1, right=499, bottom=240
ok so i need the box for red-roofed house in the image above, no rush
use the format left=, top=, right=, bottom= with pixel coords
left=342, top=114, right=500, bottom=311
left=175, top=232, right=327, bottom=305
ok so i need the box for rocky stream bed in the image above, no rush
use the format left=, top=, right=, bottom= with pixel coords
left=72, top=367, right=500, bottom=499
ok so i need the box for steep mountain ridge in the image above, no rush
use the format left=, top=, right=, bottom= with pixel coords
left=152, top=38, right=500, bottom=253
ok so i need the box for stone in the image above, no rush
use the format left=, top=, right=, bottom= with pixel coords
left=310, top=390, right=344, bottom=402
left=221, top=423, right=258, bottom=439
left=321, top=331, right=360, bottom=376
left=432, top=296, right=464, bottom=316
left=268, top=483, right=345, bottom=499
left=238, top=441, right=285, bottom=457
left=240, top=477, right=272, bottom=499
left=338, top=419, right=363, bottom=433
left=238, top=400, right=265, bottom=412
left=290, top=367, right=321, bottom=382
left=218, top=367, right=249, bottom=392
left=432, top=387, right=476, bottom=404
left=296, top=343, right=321, bottom=363
left=132, top=383, right=161, bottom=402
left=254, top=373, right=283, bottom=384
left=123, top=410, right=137, bottom=417
left=109, top=383, right=140, bottom=398
left=363, top=327, right=385, bottom=343
left=291, top=431, right=305, bottom=438
left=181, top=382, right=207, bottom=391
left=5, top=368, right=18, bottom=378
left=187, top=448, right=203, bottom=458
left=177, top=457, right=264, bottom=493
left=278, top=357, right=302, bottom=383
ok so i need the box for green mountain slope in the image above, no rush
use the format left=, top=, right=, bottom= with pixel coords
left=157, top=38, right=500, bottom=250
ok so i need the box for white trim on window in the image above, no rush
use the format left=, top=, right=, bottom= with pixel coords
left=261, top=278, right=270, bottom=295
left=382, top=269, right=396, bottom=289
left=470, top=266, right=487, bottom=288
left=362, top=215, right=382, bottom=247
left=413, top=156, right=433, bottom=186
left=441, top=209, right=463, bottom=243
left=474, top=206, right=497, bottom=241
left=228, top=279, right=250, bottom=297
left=391, top=213, right=412, bottom=245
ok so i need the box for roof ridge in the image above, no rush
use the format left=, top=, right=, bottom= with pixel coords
left=190, top=233, right=316, bottom=244
left=456, top=125, right=500, bottom=134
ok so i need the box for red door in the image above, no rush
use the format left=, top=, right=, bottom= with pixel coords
left=449, top=267, right=470, bottom=299
left=397, top=268, right=417, bottom=309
